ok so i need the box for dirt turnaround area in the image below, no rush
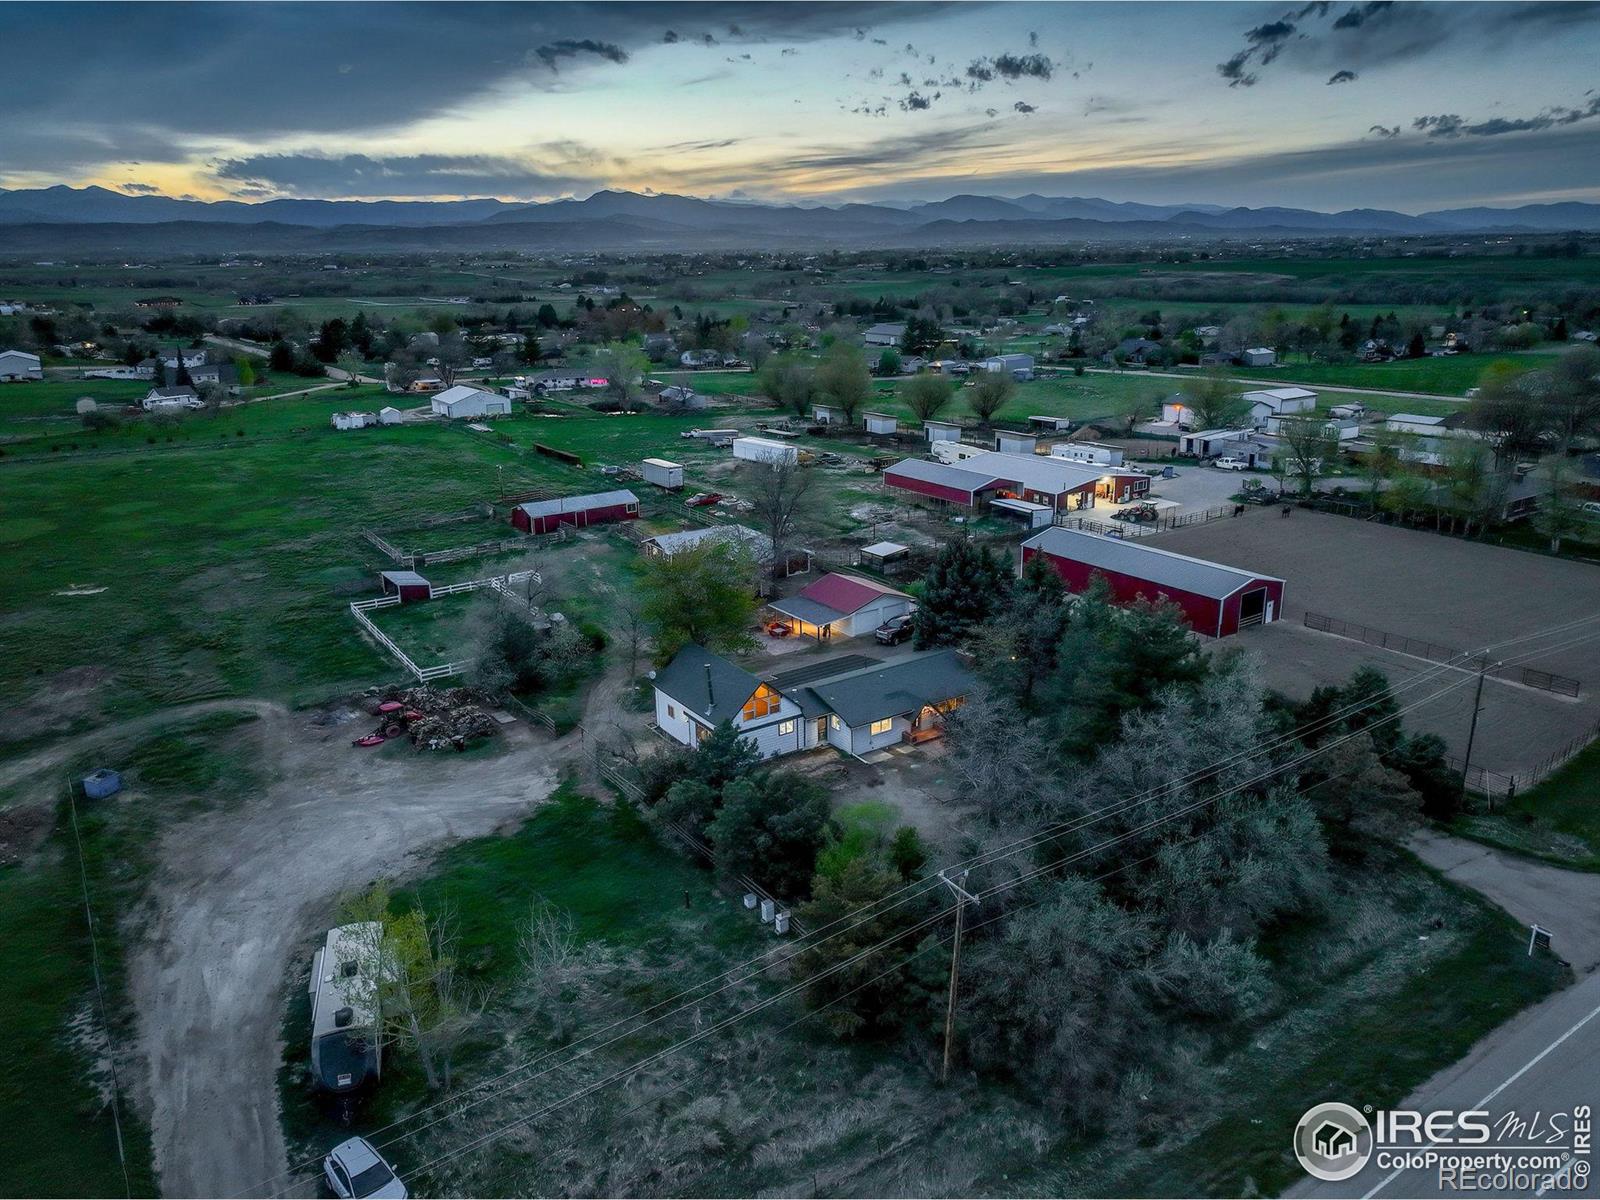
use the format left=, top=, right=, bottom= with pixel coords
left=125, top=705, right=564, bottom=1199
left=1150, top=510, right=1600, bottom=777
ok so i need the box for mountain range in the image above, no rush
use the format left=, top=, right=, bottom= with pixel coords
left=0, top=185, right=1596, bottom=253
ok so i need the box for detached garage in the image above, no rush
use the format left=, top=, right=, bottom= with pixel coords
left=1021, top=526, right=1284, bottom=638
left=512, top=489, right=640, bottom=534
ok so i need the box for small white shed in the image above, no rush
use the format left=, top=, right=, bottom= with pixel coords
left=925, top=420, right=962, bottom=443
left=864, top=411, right=898, bottom=436
left=994, top=430, right=1037, bottom=455
left=378, top=407, right=403, bottom=426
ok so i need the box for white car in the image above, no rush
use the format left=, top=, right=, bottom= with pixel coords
left=1213, top=457, right=1249, bottom=471
left=324, top=1137, right=408, bottom=1199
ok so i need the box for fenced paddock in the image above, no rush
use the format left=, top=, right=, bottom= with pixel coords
left=1149, top=509, right=1600, bottom=779
left=349, top=569, right=540, bottom=682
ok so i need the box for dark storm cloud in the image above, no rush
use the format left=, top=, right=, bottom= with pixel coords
left=531, top=39, right=629, bottom=70
left=212, top=152, right=603, bottom=198
left=1217, top=1, right=1600, bottom=86
left=1412, top=94, right=1600, bottom=138
left=1327, top=69, right=1358, bottom=84
left=1014, top=101, right=1036, bottom=114
left=119, top=182, right=163, bottom=194
left=1368, top=124, right=1401, bottom=138
left=0, top=1, right=931, bottom=178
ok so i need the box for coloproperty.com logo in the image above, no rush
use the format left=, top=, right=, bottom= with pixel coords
left=1294, top=1102, right=1593, bottom=1191
left=1294, top=1103, right=1375, bottom=1182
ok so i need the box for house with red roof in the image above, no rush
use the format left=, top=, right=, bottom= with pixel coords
left=767, top=572, right=914, bottom=640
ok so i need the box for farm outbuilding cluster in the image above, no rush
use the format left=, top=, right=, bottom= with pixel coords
left=1020, top=527, right=1284, bottom=638
left=884, top=450, right=1151, bottom=514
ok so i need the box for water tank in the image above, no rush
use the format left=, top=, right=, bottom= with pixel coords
left=760, top=898, right=775, bottom=924
left=81, top=769, right=122, bottom=800
left=774, top=911, right=791, bottom=935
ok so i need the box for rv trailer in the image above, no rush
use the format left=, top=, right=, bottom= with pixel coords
left=309, top=922, right=383, bottom=1094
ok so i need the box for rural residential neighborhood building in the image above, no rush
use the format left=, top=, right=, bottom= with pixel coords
left=884, top=449, right=1150, bottom=513
left=1242, top=387, right=1317, bottom=427
left=862, top=322, right=906, bottom=347
left=0, top=349, right=43, bottom=381
left=511, top=489, right=640, bottom=534
left=1241, top=347, right=1278, bottom=367
left=652, top=644, right=974, bottom=759
left=431, top=385, right=512, bottom=419
left=768, top=572, right=914, bottom=640
left=981, top=353, right=1035, bottom=380
left=1021, top=527, right=1285, bottom=638
left=640, top=524, right=812, bottom=574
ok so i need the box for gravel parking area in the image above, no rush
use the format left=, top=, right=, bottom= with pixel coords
left=1151, top=510, right=1600, bottom=776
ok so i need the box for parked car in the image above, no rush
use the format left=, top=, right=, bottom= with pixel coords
left=323, top=1138, right=407, bottom=1199
left=1213, top=457, right=1249, bottom=471
left=874, top=613, right=914, bottom=645
left=684, top=492, right=722, bottom=508
left=1582, top=500, right=1600, bottom=519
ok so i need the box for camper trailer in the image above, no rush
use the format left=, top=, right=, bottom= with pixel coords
left=309, top=923, right=383, bottom=1095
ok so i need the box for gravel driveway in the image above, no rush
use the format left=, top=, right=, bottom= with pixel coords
left=125, top=705, right=564, bottom=1198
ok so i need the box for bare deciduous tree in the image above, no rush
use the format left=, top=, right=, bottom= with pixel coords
left=746, top=459, right=816, bottom=577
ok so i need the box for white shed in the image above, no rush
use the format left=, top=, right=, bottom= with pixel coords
left=642, top=458, right=684, bottom=490
left=378, top=407, right=404, bottom=426
left=925, top=420, right=962, bottom=443
left=994, top=430, right=1037, bottom=455
left=864, top=411, right=898, bottom=436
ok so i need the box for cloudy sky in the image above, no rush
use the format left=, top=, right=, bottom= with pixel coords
left=3, top=1, right=1598, bottom=212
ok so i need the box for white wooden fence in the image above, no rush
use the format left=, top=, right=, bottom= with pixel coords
left=348, top=569, right=541, bottom=683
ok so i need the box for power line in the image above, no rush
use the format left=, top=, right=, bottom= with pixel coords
left=253, top=612, right=1600, bottom=1196
left=63, top=777, right=134, bottom=1200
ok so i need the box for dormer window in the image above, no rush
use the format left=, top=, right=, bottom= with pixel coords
left=742, top=684, right=780, bottom=721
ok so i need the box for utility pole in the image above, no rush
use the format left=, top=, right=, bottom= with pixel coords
left=1459, top=655, right=1491, bottom=808
left=937, top=868, right=978, bottom=1085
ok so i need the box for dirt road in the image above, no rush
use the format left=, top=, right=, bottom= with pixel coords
left=125, top=704, right=564, bottom=1198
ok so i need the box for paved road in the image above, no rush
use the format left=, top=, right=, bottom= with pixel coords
left=1287, top=972, right=1600, bottom=1199
left=1283, top=831, right=1600, bottom=1198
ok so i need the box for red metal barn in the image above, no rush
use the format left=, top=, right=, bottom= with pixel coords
left=882, top=458, right=1005, bottom=506
left=379, top=570, right=433, bottom=603
left=512, top=489, right=640, bottom=535
left=1021, top=527, right=1285, bottom=638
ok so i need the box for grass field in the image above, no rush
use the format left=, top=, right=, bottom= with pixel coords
left=0, top=711, right=264, bottom=1199
left=276, top=785, right=765, bottom=1177
left=1452, top=742, right=1600, bottom=870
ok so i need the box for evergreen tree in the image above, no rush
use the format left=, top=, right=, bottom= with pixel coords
left=911, top=539, right=1009, bottom=648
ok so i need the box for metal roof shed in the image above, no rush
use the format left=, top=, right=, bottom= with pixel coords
left=379, top=570, right=433, bottom=603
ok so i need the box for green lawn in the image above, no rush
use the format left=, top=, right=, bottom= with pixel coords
left=1228, top=350, right=1555, bottom=397
left=277, top=786, right=763, bottom=1175
left=1452, top=742, right=1600, bottom=869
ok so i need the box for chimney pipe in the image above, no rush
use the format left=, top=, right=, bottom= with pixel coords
left=704, top=662, right=715, bottom=713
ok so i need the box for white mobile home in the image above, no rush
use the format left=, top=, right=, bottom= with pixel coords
left=1050, top=441, right=1124, bottom=467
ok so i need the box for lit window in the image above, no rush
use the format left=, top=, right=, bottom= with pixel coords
left=870, top=718, right=894, bottom=736
left=742, top=685, right=780, bottom=722
left=830, top=715, right=842, bottom=730
left=695, top=724, right=710, bottom=743
left=779, top=720, right=795, bottom=735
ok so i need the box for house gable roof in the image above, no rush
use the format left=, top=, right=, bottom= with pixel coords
left=654, top=644, right=762, bottom=722
left=434, top=384, right=501, bottom=406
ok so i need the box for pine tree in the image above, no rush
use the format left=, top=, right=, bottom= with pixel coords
left=911, top=539, right=1010, bottom=648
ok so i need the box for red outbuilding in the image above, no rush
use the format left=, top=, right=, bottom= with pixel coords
left=379, top=570, right=433, bottom=603
left=1021, top=526, right=1285, bottom=638
left=511, top=489, right=641, bottom=535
